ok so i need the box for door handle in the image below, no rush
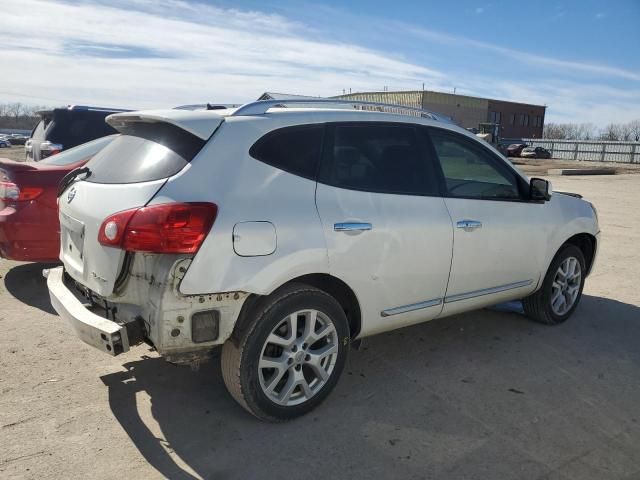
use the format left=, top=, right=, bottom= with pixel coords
left=456, top=219, right=482, bottom=231
left=334, top=222, right=372, bottom=232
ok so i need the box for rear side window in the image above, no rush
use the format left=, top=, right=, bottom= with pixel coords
left=249, top=125, right=324, bottom=180
left=85, top=122, right=205, bottom=184
left=319, top=123, right=438, bottom=196
left=40, top=135, right=116, bottom=166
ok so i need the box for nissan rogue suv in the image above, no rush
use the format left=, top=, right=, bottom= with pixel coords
left=47, top=99, right=599, bottom=421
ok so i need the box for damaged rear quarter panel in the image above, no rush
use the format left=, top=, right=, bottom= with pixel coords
left=109, top=253, right=248, bottom=360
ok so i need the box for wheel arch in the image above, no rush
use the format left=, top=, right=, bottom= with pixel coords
left=564, top=232, right=597, bottom=276
left=230, top=273, right=362, bottom=345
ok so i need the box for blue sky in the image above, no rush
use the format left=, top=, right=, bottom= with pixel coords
left=0, top=0, right=638, bottom=125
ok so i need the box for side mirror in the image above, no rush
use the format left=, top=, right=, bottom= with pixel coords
left=530, top=177, right=552, bottom=201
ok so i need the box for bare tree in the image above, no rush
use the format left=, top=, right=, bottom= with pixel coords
left=601, top=123, right=622, bottom=141
left=627, top=120, right=640, bottom=142
left=5, top=102, right=25, bottom=126
left=543, top=123, right=567, bottom=139
left=576, top=123, right=597, bottom=140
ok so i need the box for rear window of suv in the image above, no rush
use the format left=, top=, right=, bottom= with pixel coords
left=85, top=122, right=205, bottom=184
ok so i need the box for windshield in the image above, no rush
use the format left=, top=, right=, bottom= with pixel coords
left=39, top=135, right=117, bottom=166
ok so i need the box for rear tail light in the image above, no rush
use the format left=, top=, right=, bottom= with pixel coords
left=98, top=202, right=218, bottom=254
left=0, top=181, right=44, bottom=201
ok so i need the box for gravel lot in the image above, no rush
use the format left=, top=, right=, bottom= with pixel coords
left=0, top=146, right=27, bottom=163
left=1, top=174, right=639, bottom=480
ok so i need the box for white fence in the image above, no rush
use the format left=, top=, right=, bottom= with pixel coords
left=524, top=139, right=640, bottom=164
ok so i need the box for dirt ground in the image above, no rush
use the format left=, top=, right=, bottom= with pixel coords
left=509, top=157, right=640, bottom=176
left=1, top=174, right=639, bottom=480
left=0, top=146, right=27, bottom=163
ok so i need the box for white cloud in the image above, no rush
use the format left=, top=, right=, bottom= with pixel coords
left=0, top=0, right=637, bottom=126
left=0, top=0, right=445, bottom=108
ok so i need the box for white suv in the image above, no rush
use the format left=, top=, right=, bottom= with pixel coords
left=47, top=99, right=599, bottom=421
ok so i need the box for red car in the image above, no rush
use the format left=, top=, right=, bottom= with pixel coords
left=0, top=136, right=115, bottom=262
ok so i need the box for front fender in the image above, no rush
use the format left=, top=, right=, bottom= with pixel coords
left=538, top=194, right=598, bottom=286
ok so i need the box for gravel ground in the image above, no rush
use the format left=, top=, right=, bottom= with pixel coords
left=1, top=174, right=639, bottom=480
left=0, top=146, right=26, bottom=162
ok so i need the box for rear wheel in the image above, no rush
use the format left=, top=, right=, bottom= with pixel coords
left=221, top=284, right=349, bottom=421
left=523, top=244, right=586, bottom=325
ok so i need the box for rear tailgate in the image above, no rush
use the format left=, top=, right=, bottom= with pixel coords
left=59, top=179, right=168, bottom=294
left=57, top=110, right=223, bottom=296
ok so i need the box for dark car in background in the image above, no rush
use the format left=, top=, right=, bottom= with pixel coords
left=506, top=143, right=529, bottom=157
left=25, top=105, right=130, bottom=161
left=7, top=134, right=29, bottom=145
left=521, top=146, right=552, bottom=159
left=0, top=138, right=11, bottom=149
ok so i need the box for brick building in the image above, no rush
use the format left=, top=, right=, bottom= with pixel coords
left=333, top=90, right=546, bottom=139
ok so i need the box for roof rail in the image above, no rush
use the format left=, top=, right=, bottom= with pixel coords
left=231, top=99, right=447, bottom=121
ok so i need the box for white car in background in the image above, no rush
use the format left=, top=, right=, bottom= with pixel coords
left=47, top=99, right=599, bottom=421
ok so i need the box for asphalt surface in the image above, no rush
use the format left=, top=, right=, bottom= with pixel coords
left=1, top=174, right=639, bottom=480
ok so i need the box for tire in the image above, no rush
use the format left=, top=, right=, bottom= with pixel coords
left=523, top=244, right=586, bottom=325
left=221, top=283, right=350, bottom=422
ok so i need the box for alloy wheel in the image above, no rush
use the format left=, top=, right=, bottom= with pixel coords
left=550, top=256, right=582, bottom=316
left=258, top=309, right=338, bottom=406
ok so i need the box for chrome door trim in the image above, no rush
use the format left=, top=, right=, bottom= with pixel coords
left=444, top=279, right=533, bottom=303
left=381, top=298, right=442, bottom=317
left=334, top=222, right=372, bottom=232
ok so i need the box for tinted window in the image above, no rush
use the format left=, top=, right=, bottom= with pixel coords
left=250, top=125, right=324, bottom=180
left=40, top=135, right=116, bottom=166
left=48, top=110, right=117, bottom=146
left=85, top=122, right=205, bottom=184
left=319, top=123, right=437, bottom=195
left=429, top=129, right=522, bottom=200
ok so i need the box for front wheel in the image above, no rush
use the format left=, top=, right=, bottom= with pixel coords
left=221, top=284, right=349, bottom=421
left=523, top=244, right=586, bottom=325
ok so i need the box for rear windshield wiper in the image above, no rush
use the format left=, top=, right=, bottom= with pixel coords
left=57, top=166, right=92, bottom=198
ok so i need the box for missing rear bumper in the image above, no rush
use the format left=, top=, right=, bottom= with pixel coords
left=47, top=266, right=135, bottom=356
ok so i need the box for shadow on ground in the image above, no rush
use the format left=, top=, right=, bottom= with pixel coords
left=101, top=295, right=640, bottom=480
left=3, top=262, right=59, bottom=314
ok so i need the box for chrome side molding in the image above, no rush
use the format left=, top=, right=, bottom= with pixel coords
left=381, top=279, right=534, bottom=317
left=381, top=298, right=442, bottom=317
left=444, top=279, right=533, bottom=303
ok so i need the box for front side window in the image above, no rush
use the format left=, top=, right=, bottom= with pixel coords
left=319, top=123, right=437, bottom=196
left=249, top=124, right=324, bottom=180
left=429, top=129, right=522, bottom=201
